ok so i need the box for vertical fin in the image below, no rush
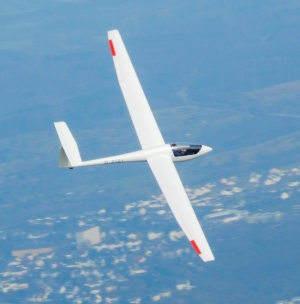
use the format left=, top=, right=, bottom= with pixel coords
left=54, top=122, right=82, bottom=168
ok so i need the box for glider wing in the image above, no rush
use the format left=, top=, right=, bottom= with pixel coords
left=147, top=155, right=215, bottom=262
left=108, top=30, right=165, bottom=150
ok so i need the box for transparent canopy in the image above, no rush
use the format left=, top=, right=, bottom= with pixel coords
left=170, top=143, right=202, bottom=157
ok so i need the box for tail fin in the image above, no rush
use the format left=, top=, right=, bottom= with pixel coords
left=54, top=122, right=82, bottom=168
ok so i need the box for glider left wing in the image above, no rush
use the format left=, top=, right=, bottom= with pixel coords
left=148, top=155, right=215, bottom=262
left=108, top=30, right=164, bottom=150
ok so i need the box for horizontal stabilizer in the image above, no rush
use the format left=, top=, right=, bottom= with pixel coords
left=58, top=147, right=69, bottom=168
left=54, top=122, right=82, bottom=168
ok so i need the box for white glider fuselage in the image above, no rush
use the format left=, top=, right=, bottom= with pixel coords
left=75, top=144, right=212, bottom=168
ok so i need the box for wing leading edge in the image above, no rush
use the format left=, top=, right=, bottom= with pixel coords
left=108, top=30, right=164, bottom=150
left=148, top=156, right=215, bottom=262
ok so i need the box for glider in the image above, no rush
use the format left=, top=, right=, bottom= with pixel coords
left=54, top=30, right=215, bottom=262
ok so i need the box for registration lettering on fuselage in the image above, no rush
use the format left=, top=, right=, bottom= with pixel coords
left=104, top=159, right=124, bottom=164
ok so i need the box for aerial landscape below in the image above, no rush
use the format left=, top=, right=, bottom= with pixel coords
left=0, top=0, right=300, bottom=303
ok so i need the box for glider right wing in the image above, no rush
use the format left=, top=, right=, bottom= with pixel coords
left=108, top=30, right=165, bottom=150
left=148, top=155, right=215, bottom=262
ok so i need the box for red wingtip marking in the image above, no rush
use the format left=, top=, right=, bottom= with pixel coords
left=109, top=40, right=116, bottom=56
left=190, top=240, right=201, bottom=254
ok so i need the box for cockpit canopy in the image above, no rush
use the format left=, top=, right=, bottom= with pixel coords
left=171, top=143, right=202, bottom=157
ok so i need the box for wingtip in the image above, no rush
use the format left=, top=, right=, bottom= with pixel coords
left=107, top=30, right=121, bottom=57
left=54, top=121, right=64, bottom=129
left=108, top=29, right=119, bottom=37
left=200, top=253, right=215, bottom=262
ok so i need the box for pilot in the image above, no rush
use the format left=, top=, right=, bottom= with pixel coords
left=172, top=144, right=187, bottom=156
left=180, top=149, right=187, bottom=156
left=174, top=149, right=187, bottom=156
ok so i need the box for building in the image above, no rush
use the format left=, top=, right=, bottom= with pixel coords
left=76, top=226, right=101, bottom=249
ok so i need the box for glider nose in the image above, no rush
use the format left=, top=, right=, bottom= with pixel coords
left=200, top=145, right=213, bottom=155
